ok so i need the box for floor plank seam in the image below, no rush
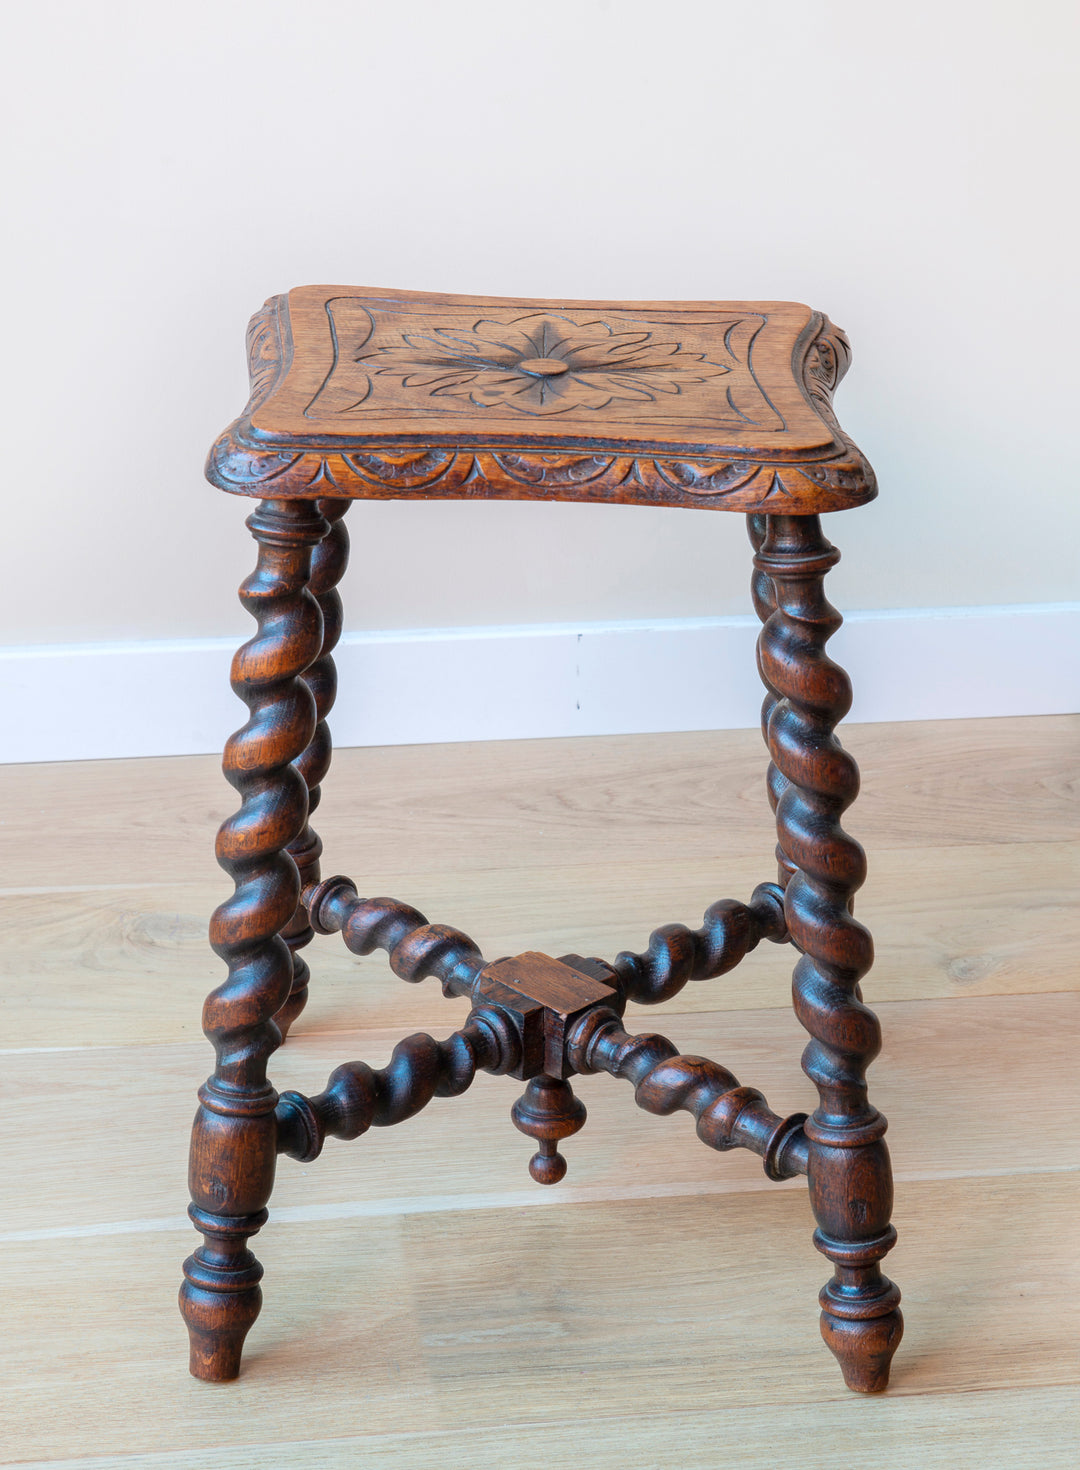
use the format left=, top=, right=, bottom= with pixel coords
left=4, top=986, right=1076, bottom=1058
left=3, top=717, right=1077, bottom=1456
left=5, top=1163, right=1076, bottom=1244
left=10, top=1383, right=1080, bottom=1469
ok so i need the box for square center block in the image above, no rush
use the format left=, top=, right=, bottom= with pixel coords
left=474, top=951, right=618, bottom=1079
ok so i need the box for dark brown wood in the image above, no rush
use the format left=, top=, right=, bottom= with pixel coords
left=567, top=1007, right=809, bottom=1180
left=474, top=951, right=619, bottom=1079
left=754, top=513, right=903, bottom=1392
left=747, top=513, right=796, bottom=886
left=511, top=1074, right=588, bottom=1184
left=206, top=287, right=875, bottom=513
left=276, top=498, right=351, bottom=1040
left=275, top=1014, right=520, bottom=1164
left=183, top=287, right=901, bottom=1396
left=304, top=875, right=487, bottom=993
left=611, top=883, right=787, bottom=1004
left=180, top=498, right=328, bottom=1381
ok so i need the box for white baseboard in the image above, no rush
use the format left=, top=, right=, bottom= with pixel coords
left=3, top=604, right=1078, bottom=764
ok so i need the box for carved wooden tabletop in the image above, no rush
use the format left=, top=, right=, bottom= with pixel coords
left=206, top=286, right=875, bottom=512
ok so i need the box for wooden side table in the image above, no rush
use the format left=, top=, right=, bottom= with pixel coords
left=180, top=286, right=902, bottom=1392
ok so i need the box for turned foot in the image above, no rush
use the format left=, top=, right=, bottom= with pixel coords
left=820, top=1294, right=904, bottom=1393
left=180, top=1205, right=268, bottom=1381
left=813, top=1210, right=903, bottom=1392
left=182, top=1086, right=278, bottom=1380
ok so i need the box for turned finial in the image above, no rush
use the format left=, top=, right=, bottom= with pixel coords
left=511, top=1074, right=587, bottom=1185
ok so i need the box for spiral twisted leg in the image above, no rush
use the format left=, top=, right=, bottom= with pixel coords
left=180, top=498, right=328, bottom=1382
left=747, top=513, right=793, bottom=884
left=277, top=498, right=351, bottom=1040
left=755, top=514, right=902, bottom=1393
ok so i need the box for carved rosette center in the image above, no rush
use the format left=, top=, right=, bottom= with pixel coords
left=517, top=356, right=569, bottom=376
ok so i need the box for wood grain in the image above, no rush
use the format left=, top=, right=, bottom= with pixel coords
left=1, top=715, right=1076, bottom=1462
left=3, top=840, right=1076, bottom=1048
left=1, top=1176, right=1076, bottom=1462
left=2, top=717, right=1073, bottom=891
left=2, top=995, right=1074, bottom=1236
left=23, top=1387, right=1080, bottom=1470
left=206, top=288, right=874, bottom=512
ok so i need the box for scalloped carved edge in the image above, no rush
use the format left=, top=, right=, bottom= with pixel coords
left=205, top=302, right=876, bottom=514
left=243, top=296, right=290, bottom=416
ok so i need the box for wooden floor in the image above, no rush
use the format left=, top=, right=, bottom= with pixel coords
left=2, top=715, right=1077, bottom=1468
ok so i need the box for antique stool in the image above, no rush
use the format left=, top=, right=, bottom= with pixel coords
left=180, top=286, right=903, bottom=1392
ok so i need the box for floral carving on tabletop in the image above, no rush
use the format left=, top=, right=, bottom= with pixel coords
left=356, top=313, right=731, bottom=416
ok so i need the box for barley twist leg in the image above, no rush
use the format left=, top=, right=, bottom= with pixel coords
left=179, top=498, right=328, bottom=1381
left=755, top=513, right=902, bottom=1393
left=277, top=498, right=351, bottom=1039
left=747, top=513, right=794, bottom=884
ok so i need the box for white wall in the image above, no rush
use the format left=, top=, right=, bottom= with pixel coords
left=2, top=1, right=1078, bottom=756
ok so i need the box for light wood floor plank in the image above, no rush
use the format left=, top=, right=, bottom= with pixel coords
left=2, top=716, right=1075, bottom=890
left=3, top=715, right=1076, bottom=1466
left=1, top=1175, right=1075, bottom=1463
left=2, top=995, right=1075, bottom=1238
left=3, top=839, right=1075, bottom=1048
left=23, top=1386, right=1080, bottom=1470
